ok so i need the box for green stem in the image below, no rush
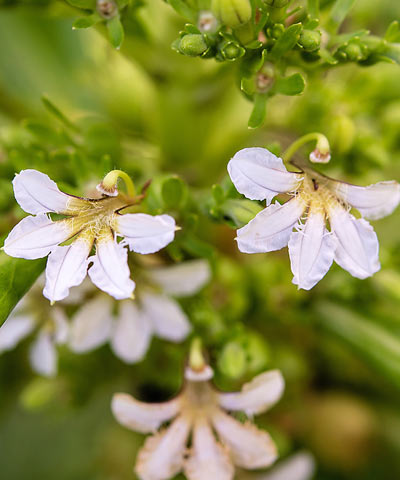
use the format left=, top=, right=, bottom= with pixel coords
left=282, top=132, right=330, bottom=164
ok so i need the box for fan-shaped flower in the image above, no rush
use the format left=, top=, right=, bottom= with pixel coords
left=68, top=259, right=211, bottom=363
left=0, top=285, right=69, bottom=377
left=228, top=147, right=400, bottom=289
left=3, top=170, right=177, bottom=302
left=112, top=363, right=284, bottom=480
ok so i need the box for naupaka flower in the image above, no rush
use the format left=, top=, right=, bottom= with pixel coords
left=228, top=147, right=400, bottom=290
left=112, top=356, right=284, bottom=480
left=3, top=169, right=177, bottom=302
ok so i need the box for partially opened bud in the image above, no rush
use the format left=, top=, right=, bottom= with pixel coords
left=212, top=0, right=252, bottom=29
left=179, top=34, right=208, bottom=56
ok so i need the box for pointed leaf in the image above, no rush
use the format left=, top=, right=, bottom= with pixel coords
left=248, top=93, right=268, bottom=129
left=166, top=0, right=197, bottom=23
left=385, top=21, right=400, bottom=42
left=269, top=23, right=302, bottom=60
left=72, top=14, right=101, bottom=29
left=307, top=0, right=319, bottom=19
left=327, top=0, right=356, bottom=33
left=107, top=15, right=124, bottom=49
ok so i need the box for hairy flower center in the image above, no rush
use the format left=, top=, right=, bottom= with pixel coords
left=298, top=173, right=340, bottom=214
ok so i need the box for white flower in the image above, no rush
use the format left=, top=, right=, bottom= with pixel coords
left=228, top=147, right=400, bottom=290
left=3, top=170, right=177, bottom=302
left=0, top=293, right=69, bottom=377
left=112, top=364, right=284, bottom=480
left=238, top=452, right=315, bottom=480
left=68, top=259, right=211, bottom=363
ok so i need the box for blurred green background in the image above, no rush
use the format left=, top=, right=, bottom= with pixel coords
left=0, top=0, right=400, bottom=479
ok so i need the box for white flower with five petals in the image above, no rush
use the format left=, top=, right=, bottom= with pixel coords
left=228, top=148, right=400, bottom=290
left=0, top=288, right=69, bottom=377
left=112, top=363, right=284, bottom=480
left=3, top=170, right=177, bottom=302
left=68, top=260, right=211, bottom=363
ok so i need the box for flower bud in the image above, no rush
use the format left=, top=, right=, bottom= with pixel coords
left=336, top=39, right=369, bottom=62
left=220, top=40, right=245, bottom=60
left=211, top=0, right=252, bottom=29
left=298, top=29, right=321, bottom=52
left=179, top=34, right=208, bottom=57
left=97, top=0, right=117, bottom=19
left=221, top=199, right=263, bottom=227
left=264, top=0, right=289, bottom=7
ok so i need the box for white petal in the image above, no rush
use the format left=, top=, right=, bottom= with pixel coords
left=184, top=418, right=234, bottom=480
left=236, top=198, right=306, bottom=254
left=228, top=148, right=302, bottom=203
left=69, top=296, right=113, bottom=353
left=288, top=210, right=337, bottom=290
left=329, top=206, right=380, bottom=279
left=212, top=410, right=277, bottom=469
left=43, top=239, right=91, bottom=303
left=116, top=213, right=176, bottom=254
left=0, top=314, right=35, bottom=353
left=140, top=292, right=191, bottom=342
left=147, top=259, right=211, bottom=297
left=330, top=179, right=400, bottom=220
left=252, top=452, right=315, bottom=480
left=218, top=370, right=284, bottom=417
left=52, top=308, right=69, bottom=344
left=88, top=236, right=135, bottom=300
left=110, top=301, right=152, bottom=363
left=12, top=169, right=72, bottom=215
left=111, top=392, right=181, bottom=434
left=3, top=215, right=72, bottom=260
left=29, top=329, right=57, bottom=377
left=135, top=416, right=191, bottom=480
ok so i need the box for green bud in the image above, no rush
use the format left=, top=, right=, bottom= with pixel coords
left=179, top=34, right=208, bottom=56
left=298, top=29, right=321, bottom=52
left=220, top=40, right=245, bottom=60
left=218, top=341, right=247, bottom=379
left=264, top=0, right=289, bottom=7
left=336, top=39, right=369, bottom=62
left=221, top=198, right=263, bottom=227
left=211, top=0, right=252, bottom=29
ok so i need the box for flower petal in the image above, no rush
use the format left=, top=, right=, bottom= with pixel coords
left=3, top=215, right=73, bottom=260
left=288, top=210, right=337, bottom=290
left=0, top=314, right=35, bottom=353
left=110, top=301, right=152, bottom=363
left=12, top=169, right=73, bottom=215
left=250, top=452, right=315, bottom=480
left=29, top=329, right=57, bottom=377
left=140, top=292, right=191, bottom=342
left=111, top=392, right=181, bottom=434
left=236, top=198, right=306, bottom=254
left=147, top=259, right=211, bottom=297
left=43, top=239, right=91, bottom=303
left=329, top=179, right=400, bottom=220
left=218, top=370, right=284, bottom=417
left=135, top=415, right=191, bottom=480
left=228, top=148, right=302, bottom=203
left=88, top=233, right=135, bottom=300
left=69, top=296, right=114, bottom=353
left=116, top=213, right=176, bottom=254
left=329, top=205, right=380, bottom=279
left=184, top=418, right=234, bottom=480
left=212, top=410, right=277, bottom=469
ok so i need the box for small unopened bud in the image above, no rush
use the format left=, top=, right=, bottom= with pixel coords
left=336, top=39, right=369, bottom=62
left=264, top=0, right=289, bottom=7
left=211, top=0, right=252, bottom=29
left=298, top=29, right=321, bottom=52
left=310, top=133, right=331, bottom=163
left=220, top=40, right=245, bottom=60
left=268, top=23, right=285, bottom=39
left=179, top=34, right=208, bottom=56
left=97, top=0, right=117, bottom=19
left=198, top=10, right=219, bottom=33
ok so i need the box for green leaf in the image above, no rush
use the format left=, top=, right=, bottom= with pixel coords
left=315, top=302, right=400, bottom=390
left=274, top=73, right=305, bottom=95
left=161, top=176, right=187, bottom=209
left=41, top=95, right=79, bottom=132
left=381, top=44, right=400, bottom=65
left=0, top=255, right=46, bottom=327
left=166, top=0, right=197, bottom=23
left=269, top=23, right=302, bottom=60
left=107, top=15, right=124, bottom=49
left=72, top=14, right=101, bottom=29
left=248, top=93, right=268, bottom=129
left=327, top=0, right=356, bottom=33
left=65, top=0, right=96, bottom=9
left=385, top=21, right=400, bottom=43
left=307, top=0, right=319, bottom=19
